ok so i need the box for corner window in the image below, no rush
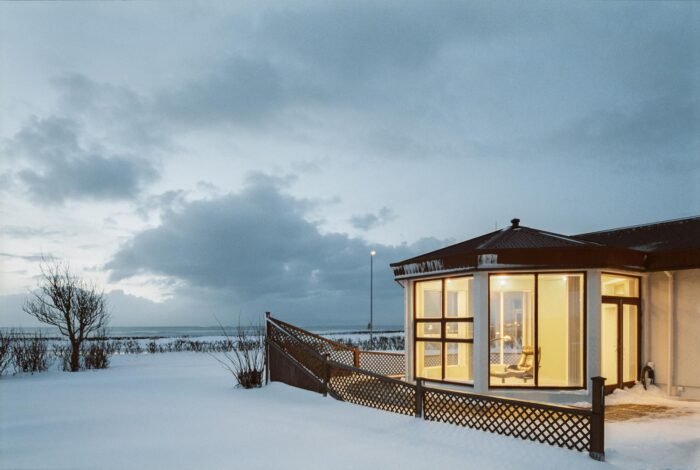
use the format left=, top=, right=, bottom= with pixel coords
left=415, top=276, right=473, bottom=384
left=489, top=273, right=586, bottom=389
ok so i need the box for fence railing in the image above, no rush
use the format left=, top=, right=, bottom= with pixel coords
left=265, top=314, right=605, bottom=461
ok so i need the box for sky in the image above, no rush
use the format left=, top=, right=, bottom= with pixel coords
left=0, top=1, right=698, bottom=328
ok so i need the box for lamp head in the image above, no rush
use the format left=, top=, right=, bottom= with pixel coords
left=370, top=250, right=376, bottom=256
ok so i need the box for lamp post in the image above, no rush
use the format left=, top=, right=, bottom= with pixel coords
left=370, top=249, right=376, bottom=344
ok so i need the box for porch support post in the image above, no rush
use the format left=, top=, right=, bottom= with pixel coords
left=415, top=378, right=424, bottom=418
left=589, top=376, right=606, bottom=461
left=472, top=272, right=489, bottom=393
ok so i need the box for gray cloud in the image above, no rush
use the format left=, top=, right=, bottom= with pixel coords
left=350, top=207, right=397, bottom=231
left=0, top=226, right=61, bottom=238
left=5, top=116, right=158, bottom=203
left=546, top=92, right=699, bottom=173
left=0, top=252, right=55, bottom=262
left=106, top=174, right=443, bottom=325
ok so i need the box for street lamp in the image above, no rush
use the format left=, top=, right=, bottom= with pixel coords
left=370, top=249, right=376, bottom=344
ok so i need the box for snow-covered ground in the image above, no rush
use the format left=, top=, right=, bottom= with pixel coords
left=1, top=354, right=698, bottom=470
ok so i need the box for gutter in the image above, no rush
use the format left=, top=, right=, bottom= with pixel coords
left=664, top=271, right=675, bottom=396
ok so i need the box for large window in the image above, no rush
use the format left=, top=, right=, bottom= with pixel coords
left=489, top=273, right=585, bottom=388
left=415, top=277, right=473, bottom=384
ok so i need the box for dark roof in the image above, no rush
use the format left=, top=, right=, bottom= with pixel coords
left=573, top=216, right=700, bottom=252
left=573, top=216, right=700, bottom=271
left=391, top=216, right=700, bottom=278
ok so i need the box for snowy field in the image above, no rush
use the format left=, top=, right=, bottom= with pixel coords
left=1, top=353, right=699, bottom=470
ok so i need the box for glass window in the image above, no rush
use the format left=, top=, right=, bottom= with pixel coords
left=445, top=277, right=472, bottom=318
left=622, top=304, right=639, bottom=383
left=416, top=341, right=442, bottom=380
left=444, top=343, right=473, bottom=383
left=537, top=274, right=584, bottom=387
left=489, top=275, right=535, bottom=387
left=416, top=322, right=441, bottom=338
left=601, top=303, right=619, bottom=387
left=416, top=280, right=442, bottom=318
left=602, top=274, right=639, bottom=297
left=446, top=321, right=473, bottom=340
left=414, top=276, right=473, bottom=384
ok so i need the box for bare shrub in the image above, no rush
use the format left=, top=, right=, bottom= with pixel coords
left=82, top=340, right=110, bottom=369
left=12, top=333, right=51, bottom=374
left=210, top=319, right=265, bottom=389
left=0, top=330, right=13, bottom=376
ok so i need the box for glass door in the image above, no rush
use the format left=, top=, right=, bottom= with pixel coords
left=601, top=299, right=640, bottom=391
left=601, top=302, right=619, bottom=390
left=622, top=304, right=639, bottom=385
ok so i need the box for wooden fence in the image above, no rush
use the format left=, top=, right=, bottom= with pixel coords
left=265, top=314, right=605, bottom=461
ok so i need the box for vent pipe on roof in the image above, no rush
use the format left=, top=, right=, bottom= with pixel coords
left=511, top=218, right=520, bottom=228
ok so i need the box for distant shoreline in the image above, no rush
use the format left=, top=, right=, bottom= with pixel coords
left=0, top=325, right=404, bottom=340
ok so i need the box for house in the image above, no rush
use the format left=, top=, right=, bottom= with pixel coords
left=390, top=216, right=700, bottom=403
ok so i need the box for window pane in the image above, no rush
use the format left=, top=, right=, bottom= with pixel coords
left=538, top=274, right=584, bottom=387
left=444, top=342, right=473, bottom=383
left=416, top=322, right=441, bottom=338
left=623, top=304, right=639, bottom=383
left=446, top=277, right=472, bottom=318
left=489, top=275, right=535, bottom=386
left=445, top=321, right=473, bottom=340
left=602, top=274, right=639, bottom=297
left=601, top=303, right=618, bottom=386
left=416, top=280, right=442, bottom=319
left=416, top=341, right=442, bottom=380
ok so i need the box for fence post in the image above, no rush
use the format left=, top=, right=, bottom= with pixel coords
left=415, top=378, right=424, bottom=419
left=589, top=376, right=605, bottom=461
left=353, top=348, right=360, bottom=368
left=322, top=353, right=330, bottom=397
left=264, top=312, right=271, bottom=385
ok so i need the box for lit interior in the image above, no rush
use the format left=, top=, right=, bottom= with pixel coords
left=601, top=303, right=619, bottom=386
left=602, top=274, right=639, bottom=297
left=538, top=274, right=584, bottom=387
left=489, top=275, right=535, bottom=386
left=622, top=304, right=639, bottom=383
left=415, top=277, right=473, bottom=383
left=489, top=274, right=584, bottom=387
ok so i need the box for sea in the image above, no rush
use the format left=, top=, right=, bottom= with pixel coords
left=0, top=325, right=404, bottom=339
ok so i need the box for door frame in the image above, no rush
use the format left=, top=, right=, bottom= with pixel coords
left=601, top=296, right=642, bottom=394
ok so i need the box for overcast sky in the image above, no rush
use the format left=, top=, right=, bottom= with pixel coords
left=0, top=1, right=698, bottom=327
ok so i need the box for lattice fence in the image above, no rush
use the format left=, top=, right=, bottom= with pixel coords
left=266, top=316, right=605, bottom=461
left=423, top=388, right=592, bottom=452
left=271, top=317, right=405, bottom=377
left=328, top=362, right=417, bottom=416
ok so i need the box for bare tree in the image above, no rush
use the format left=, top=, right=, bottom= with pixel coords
left=23, top=260, right=109, bottom=372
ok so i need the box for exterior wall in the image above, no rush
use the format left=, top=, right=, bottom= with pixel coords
left=648, top=269, right=700, bottom=399
left=472, top=272, right=488, bottom=393
left=403, top=279, right=414, bottom=382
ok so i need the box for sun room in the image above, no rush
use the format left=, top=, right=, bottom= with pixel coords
left=390, top=217, right=670, bottom=404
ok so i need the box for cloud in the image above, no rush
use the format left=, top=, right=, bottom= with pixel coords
left=0, top=226, right=61, bottom=238
left=350, top=207, right=397, bottom=231
left=546, top=93, right=699, bottom=173
left=5, top=116, right=158, bottom=203
left=106, top=174, right=444, bottom=325
left=0, top=253, right=55, bottom=262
